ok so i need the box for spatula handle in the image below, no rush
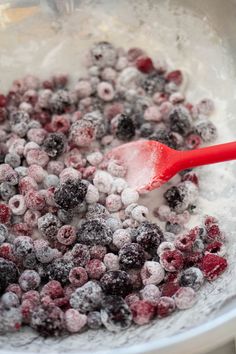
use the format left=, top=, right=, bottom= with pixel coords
left=176, top=141, right=236, bottom=171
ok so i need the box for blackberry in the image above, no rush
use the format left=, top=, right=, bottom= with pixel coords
left=100, top=270, right=132, bottom=297
left=141, top=72, right=165, bottom=95
left=46, top=258, right=74, bottom=284
left=9, top=110, right=30, bottom=137
left=31, top=305, right=64, bottom=337
left=83, top=111, right=107, bottom=138
left=179, top=267, right=204, bottom=291
left=0, top=182, right=16, bottom=201
left=116, top=114, right=135, bottom=141
left=119, top=243, right=145, bottom=269
left=169, top=106, right=192, bottom=136
left=38, top=213, right=62, bottom=241
left=54, top=179, right=87, bottom=210
left=50, top=89, right=71, bottom=114
left=13, top=236, right=34, bottom=259
left=194, top=120, right=217, bottom=142
left=77, top=219, right=112, bottom=246
left=71, top=244, right=90, bottom=267
left=136, top=221, right=164, bottom=254
left=164, top=186, right=185, bottom=210
left=149, top=129, right=178, bottom=149
left=140, top=123, right=154, bottom=137
left=101, top=295, right=132, bottom=332
left=90, top=41, right=117, bottom=68
left=70, top=280, right=103, bottom=313
left=0, top=258, right=18, bottom=293
left=43, top=133, right=66, bottom=158
left=85, top=203, right=109, bottom=220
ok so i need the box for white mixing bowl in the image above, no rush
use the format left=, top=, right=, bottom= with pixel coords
left=1, top=1, right=236, bottom=353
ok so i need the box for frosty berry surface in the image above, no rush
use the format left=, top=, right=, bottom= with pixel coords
left=0, top=41, right=228, bottom=337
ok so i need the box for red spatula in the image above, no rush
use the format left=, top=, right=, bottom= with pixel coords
left=107, top=140, right=236, bottom=192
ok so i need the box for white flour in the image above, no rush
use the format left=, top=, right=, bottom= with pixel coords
left=1, top=0, right=236, bottom=353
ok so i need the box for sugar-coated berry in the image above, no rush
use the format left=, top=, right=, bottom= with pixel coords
left=0, top=258, right=19, bottom=293
left=179, top=267, right=204, bottom=291
left=157, top=242, right=175, bottom=256
left=141, top=261, right=165, bottom=285
left=105, top=194, right=122, bottom=212
left=157, top=296, right=176, bottom=318
left=85, top=259, right=106, bottom=280
left=100, top=270, right=132, bottom=296
left=119, top=243, right=145, bottom=269
left=93, top=170, right=113, bottom=194
left=69, top=267, right=88, bottom=287
left=54, top=179, right=87, bottom=210
left=103, top=253, right=120, bottom=271
left=140, top=284, right=161, bottom=306
left=31, top=305, right=64, bottom=337
left=56, top=225, right=76, bottom=245
left=113, top=229, right=131, bottom=249
left=70, top=280, right=103, bottom=313
left=160, top=250, right=184, bottom=272
left=174, top=287, right=197, bottom=309
left=130, top=300, right=155, bottom=325
left=1, top=291, right=20, bottom=309
left=201, top=254, right=227, bottom=281
left=87, top=311, right=102, bottom=329
left=121, top=188, right=139, bottom=205
left=65, top=309, right=87, bottom=333
left=19, top=270, right=41, bottom=291
left=77, top=219, right=112, bottom=246
left=85, top=184, right=100, bottom=204
left=101, top=295, right=132, bottom=332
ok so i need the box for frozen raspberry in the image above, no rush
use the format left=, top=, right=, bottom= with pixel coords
left=0, top=204, right=11, bottom=224
left=174, top=228, right=198, bottom=252
left=157, top=297, right=176, bottom=318
left=77, top=219, right=112, bottom=246
left=89, top=245, right=106, bottom=261
left=70, top=280, right=103, bottom=313
left=161, top=281, right=180, bottom=297
left=40, top=280, right=64, bottom=299
left=69, top=267, right=88, bottom=287
left=125, top=293, right=140, bottom=307
left=101, top=295, right=132, bottom=331
left=136, top=221, right=164, bottom=254
left=201, top=254, right=227, bottom=281
left=25, top=190, right=45, bottom=211
left=83, top=110, right=107, bottom=139
left=34, top=239, right=60, bottom=264
left=205, top=241, right=226, bottom=257
left=21, top=299, right=37, bottom=324
left=130, top=300, right=155, bottom=325
left=85, top=259, right=106, bottom=280
left=186, top=134, right=202, bottom=150
left=90, top=42, right=117, bottom=68
left=19, top=270, right=41, bottom=291
left=140, top=284, right=161, bottom=306
left=141, top=261, right=165, bottom=286
left=0, top=243, right=15, bottom=262
left=160, top=250, right=184, bottom=272
left=179, top=267, right=204, bottom=290
left=26, top=148, right=49, bottom=167
left=119, top=243, right=145, bottom=269
left=100, top=270, right=132, bottom=296
left=12, top=223, right=33, bottom=237
left=31, top=305, right=64, bottom=337
left=157, top=241, right=175, bottom=256
left=166, top=70, right=183, bottom=85
left=19, top=176, right=38, bottom=196
left=206, top=224, right=223, bottom=242
left=181, top=171, right=199, bottom=186
left=174, top=287, right=197, bottom=309
left=136, top=56, right=154, bottom=73
left=70, top=119, right=96, bottom=147
left=87, top=311, right=102, bottom=329
left=27, top=128, right=47, bottom=145
left=51, top=114, right=70, bottom=134
left=97, top=82, right=114, bottom=102
left=65, top=309, right=87, bottom=333
left=0, top=258, right=19, bottom=293
left=56, top=225, right=76, bottom=246
left=6, top=284, right=22, bottom=299
left=47, top=258, right=74, bottom=284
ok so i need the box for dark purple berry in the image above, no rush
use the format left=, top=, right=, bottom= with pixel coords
left=136, top=221, right=164, bottom=254
left=0, top=258, right=18, bottom=293
left=70, top=280, right=103, bottom=313
left=31, top=305, right=64, bottom=337
left=54, top=179, right=87, bottom=210
left=149, top=129, right=178, bottom=149
left=43, top=133, right=66, bottom=158
left=38, top=213, right=62, bottom=241
left=169, top=106, right=192, bottom=136
left=47, top=258, right=74, bottom=284
left=141, top=72, right=165, bottom=95
left=100, top=270, right=132, bottom=296
left=87, top=311, right=102, bottom=329
left=119, top=243, right=145, bottom=269
left=116, top=114, right=135, bottom=141
left=164, top=186, right=185, bottom=210
left=77, top=219, right=112, bottom=246
left=50, top=89, right=71, bottom=114
left=179, top=267, right=204, bottom=290
left=101, top=295, right=132, bottom=332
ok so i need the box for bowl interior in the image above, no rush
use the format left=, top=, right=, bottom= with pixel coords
left=1, top=0, right=236, bottom=353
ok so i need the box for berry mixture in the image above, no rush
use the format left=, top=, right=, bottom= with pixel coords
left=0, top=42, right=227, bottom=336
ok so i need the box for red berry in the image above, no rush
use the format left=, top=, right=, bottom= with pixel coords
left=207, top=224, right=223, bottom=242
left=85, top=259, right=106, bottom=280
left=51, top=115, right=70, bottom=134
left=166, top=70, right=183, bottom=85
left=11, top=223, right=32, bottom=237
left=25, top=190, right=45, bottom=211
left=205, top=241, right=225, bottom=256
left=136, top=56, right=154, bottom=73
left=69, top=267, right=88, bottom=287
left=181, top=172, right=199, bottom=186
left=157, top=297, right=176, bottom=318
left=0, top=243, right=15, bottom=261
left=161, top=282, right=180, bottom=297
left=160, top=250, right=184, bottom=272
left=0, top=94, right=6, bottom=107
left=130, top=300, right=156, bottom=325
left=184, top=251, right=203, bottom=268
left=186, top=134, right=202, bottom=150
left=201, top=254, right=227, bottom=280
left=204, top=215, right=218, bottom=229
left=6, top=284, right=22, bottom=299
left=0, top=204, right=11, bottom=224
